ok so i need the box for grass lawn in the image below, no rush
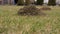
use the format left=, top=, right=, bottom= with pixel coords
left=0, top=5, right=60, bottom=34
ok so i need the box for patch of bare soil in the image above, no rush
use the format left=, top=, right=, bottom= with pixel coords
left=40, top=6, right=51, bottom=10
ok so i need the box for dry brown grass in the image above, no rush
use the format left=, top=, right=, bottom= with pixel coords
left=0, top=6, right=60, bottom=34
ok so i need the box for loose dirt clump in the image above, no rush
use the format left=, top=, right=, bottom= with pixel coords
left=18, top=5, right=46, bottom=16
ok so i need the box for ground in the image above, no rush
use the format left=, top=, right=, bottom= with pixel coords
left=0, top=5, right=60, bottom=34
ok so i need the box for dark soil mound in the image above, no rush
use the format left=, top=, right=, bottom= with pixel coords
left=18, top=5, right=45, bottom=16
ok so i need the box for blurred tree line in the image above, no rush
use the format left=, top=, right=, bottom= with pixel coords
left=17, top=0, right=56, bottom=6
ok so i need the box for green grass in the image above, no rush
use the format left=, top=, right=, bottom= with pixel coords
left=0, top=6, right=60, bottom=34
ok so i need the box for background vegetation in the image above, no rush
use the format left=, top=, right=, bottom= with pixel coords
left=16, top=0, right=57, bottom=5
left=48, top=0, right=56, bottom=6
left=25, top=0, right=31, bottom=5
left=37, top=0, right=43, bottom=5
left=17, top=0, right=24, bottom=5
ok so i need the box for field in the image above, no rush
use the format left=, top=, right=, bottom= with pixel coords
left=0, top=5, right=60, bottom=34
